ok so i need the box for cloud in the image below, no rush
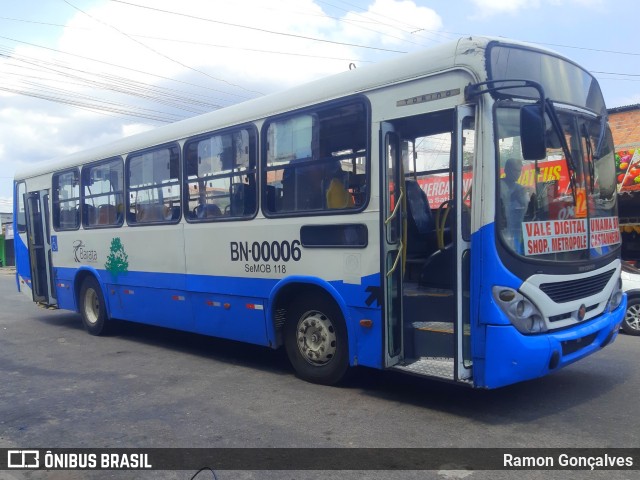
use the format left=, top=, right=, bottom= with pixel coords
left=469, top=0, right=604, bottom=18
left=471, top=0, right=541, bottom=14
left=339, top=0, right=442, bottom=48
left=0, top=0, right=445, bottom=202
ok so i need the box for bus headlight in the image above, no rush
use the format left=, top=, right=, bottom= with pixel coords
left=608, top=276, right=623, bottom=311
left=492, top=286, right=547, bottom=334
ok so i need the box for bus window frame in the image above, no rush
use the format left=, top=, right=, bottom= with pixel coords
left=260, top=96, right=371, bottom=219
left=52, top=168, right=81, bottom=232
left=81, top=156, right=125, bottom=230
left=125, top=142, right=182, bottom=227
left=15, top=181, right=27, bottom=233
left=182, top=122, right=259, bottom=223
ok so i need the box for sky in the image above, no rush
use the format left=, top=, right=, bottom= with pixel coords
left=1, top=0, right=639, bottom=212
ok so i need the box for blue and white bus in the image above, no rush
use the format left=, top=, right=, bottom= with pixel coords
left=13, top=36, right=626, bottom=388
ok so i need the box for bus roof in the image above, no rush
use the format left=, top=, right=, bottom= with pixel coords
left=14, top=35, right=551, bottom=180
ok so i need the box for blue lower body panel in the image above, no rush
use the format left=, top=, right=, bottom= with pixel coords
left=53, top=267, right=384, bottom=368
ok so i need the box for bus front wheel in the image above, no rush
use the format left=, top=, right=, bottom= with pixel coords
left=284, top=294, right=350, bottom=385
left=79, top=276, right=110, bottom=336
left=622, top=297, right=640, bottom=336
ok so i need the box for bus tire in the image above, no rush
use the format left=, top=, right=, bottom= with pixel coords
left=79, top=276, right=110, bottom=336
left=284, top=293, right=350, bottom=385
left=622, top=296, right=640, bottom=336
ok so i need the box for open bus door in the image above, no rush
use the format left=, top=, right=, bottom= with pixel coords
left=381, top=106, right=474, bottom=383
left=24, top=190, right=56, bottom=305
left=381, top=122, right=404, bottom=368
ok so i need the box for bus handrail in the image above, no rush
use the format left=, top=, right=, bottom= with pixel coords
left=387, top=241, right=404, bottom=277
left=384, top=189, right=404, bottom=226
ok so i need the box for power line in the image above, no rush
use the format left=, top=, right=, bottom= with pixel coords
left=108, top=0, right=408, bottom=54
left=593, top=71, right=640, bottom=77
left=130, top=34, right=373, bottom=63
left=318, top=0, right=454, bottom=44
left=0, top=15, right=371, bottom=63
left=0, top=35, right=245, bottom=101
left=0, top=47, right=220, bottom=115
left=62, top=0, right=263, bottom=97
left=1, top=53, right=221, bottom=113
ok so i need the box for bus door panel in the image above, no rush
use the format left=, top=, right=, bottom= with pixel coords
left=24, top=190, right=56, bottom=305
left=381, top=122, right=403, bottom=367
left=13, top=182, right=32, bottom=294
left=454, top=105, right=475, bottom=381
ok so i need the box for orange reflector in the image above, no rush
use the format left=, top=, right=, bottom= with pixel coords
left=359, top=319, right=373, bottom=328
left=224, top=303, right=231, bottom=310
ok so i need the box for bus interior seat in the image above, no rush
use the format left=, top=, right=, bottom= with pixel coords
left=60, top=207, right=79, bottom=228
left=349, top=173, right=366, bottom=206
left=265, top=185, right=279, bottom=213
left=420, top=243, right=455, bottom=290
left=405, top=179, right=436, bottom=256
left=230, top=183, right=256, bottom=216
left=97, top=204, right=116, bottom=225
left=84, top=204, right=96, bottom=226
left=282, top=163, right=323, bottom=211
left=137, top=203, right=165, bottom=222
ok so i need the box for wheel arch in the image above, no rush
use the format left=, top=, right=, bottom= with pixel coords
left=73, top=267, right=110, bottom=318
left=624, top=289, right=640, bottom=301
left=267, top=276, right=356, bottom=362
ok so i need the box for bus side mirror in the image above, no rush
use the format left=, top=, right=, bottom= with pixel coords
left=520, top=104, right=546, bottom=160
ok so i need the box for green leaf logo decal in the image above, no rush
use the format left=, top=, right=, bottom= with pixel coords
left=105, top=237, right=129, bottom=278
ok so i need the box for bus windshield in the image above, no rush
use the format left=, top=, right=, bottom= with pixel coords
left=496, top=105, right=620, bottom=261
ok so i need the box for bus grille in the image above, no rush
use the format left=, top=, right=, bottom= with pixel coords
left=539, top=270, right=615, bottom=303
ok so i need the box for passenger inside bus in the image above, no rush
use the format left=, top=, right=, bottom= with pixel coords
left=499, top=157, right=529, bottom=252
left=325, top=161, right=354, bottom=209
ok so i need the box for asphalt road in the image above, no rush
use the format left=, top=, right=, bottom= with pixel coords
left=0, top=268, right=638, bottom=480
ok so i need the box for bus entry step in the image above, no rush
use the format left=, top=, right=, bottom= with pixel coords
left=412, top=321, right=454, bottom=358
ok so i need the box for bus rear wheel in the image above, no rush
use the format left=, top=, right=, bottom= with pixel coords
left=284, top=294, right=350, bottom=385
left=79, top=276, right=110, bottom=336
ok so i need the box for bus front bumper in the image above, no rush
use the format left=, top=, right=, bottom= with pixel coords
left=480, top=297, right=626, bottom=389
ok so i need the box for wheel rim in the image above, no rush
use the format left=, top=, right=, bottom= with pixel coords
left=296, top=310, right=337, bottom=366
left=84, top=288, right=100, bottom=325
left=625, top=304, right=640, bottom=331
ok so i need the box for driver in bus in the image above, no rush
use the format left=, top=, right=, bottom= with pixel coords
left=500, top=157, right=530, bottom=252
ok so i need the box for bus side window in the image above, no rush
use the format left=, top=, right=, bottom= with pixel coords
left=264, top=101, right=368, bottom=215
left=183, top=127, right=257, bottom=222
left=81, top=157, right=124, bottom=228
left=127, top=145, right=181, bottom=226
left=53, top=169, right=80, bottom=231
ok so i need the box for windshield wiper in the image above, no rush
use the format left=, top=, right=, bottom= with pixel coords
left=582, top=123, right=595, bottom=191
left=544, top=99, right=578, bottom=206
